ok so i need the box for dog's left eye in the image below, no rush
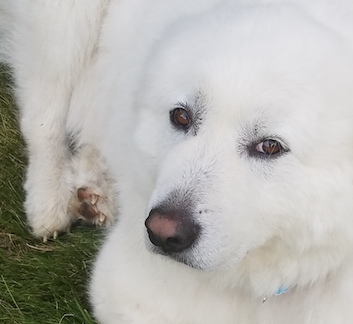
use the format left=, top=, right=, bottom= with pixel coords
left=254, top=139, right=284, bottom=156
left=170, top=107, right=192, bottom=130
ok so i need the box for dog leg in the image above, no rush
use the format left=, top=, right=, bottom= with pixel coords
left=10, top=1, right=110, bottom=240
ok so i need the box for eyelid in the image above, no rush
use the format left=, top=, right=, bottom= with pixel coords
left=175, top=101, right=191, bottom=110
left=272, top=138, right=289, bottom=151
left=257, top=137, right=288, bottom=150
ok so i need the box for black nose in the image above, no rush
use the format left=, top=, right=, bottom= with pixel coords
left=145, top=207, right=200, bottom=253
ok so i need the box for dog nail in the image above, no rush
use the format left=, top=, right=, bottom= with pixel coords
left=91, top=194, right=99, bottom=205
left=99, top=214, right=106, bottom=223
left=77, top=187, right=88, bottom=202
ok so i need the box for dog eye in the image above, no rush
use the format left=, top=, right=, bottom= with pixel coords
left=170, top=108, right=192, bottom=130
left=255, top=139, right=283, bottom=156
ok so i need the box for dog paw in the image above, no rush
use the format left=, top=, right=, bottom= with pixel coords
left=25, top=184, right=73, bottom=241
left=69, top=187, right=114, bottom=227
left=30, top=211, right=72, bottom=243
left=26, top=202, right=73, bottom=242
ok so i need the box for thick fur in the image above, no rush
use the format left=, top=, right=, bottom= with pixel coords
left=2, top=0, right=353, bottom=323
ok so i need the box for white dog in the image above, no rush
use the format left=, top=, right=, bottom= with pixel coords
left=2, top=0, right=353, bottom=323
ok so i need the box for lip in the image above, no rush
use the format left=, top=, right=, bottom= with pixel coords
left=148, top=243, right=205, bottom=269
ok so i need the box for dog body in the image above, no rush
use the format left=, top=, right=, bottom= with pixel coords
left=3, top=0, right=353, bottom=323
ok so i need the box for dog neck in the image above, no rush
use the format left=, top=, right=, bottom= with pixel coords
left=211, top=235, right=351, bottom=300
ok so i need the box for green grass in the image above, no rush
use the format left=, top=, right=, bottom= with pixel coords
left=0, top=64, right=102, bottom=324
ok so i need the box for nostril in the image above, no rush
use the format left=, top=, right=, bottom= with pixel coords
left=166, top=236, right=181, bottom=245
left=165, top=236, right=184, bottom=252
left=146, top=227, right=164, bottom=248
left=164, top=235, right=193, bottom=253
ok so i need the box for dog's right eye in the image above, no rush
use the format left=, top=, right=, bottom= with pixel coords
left=249, top=138, right=288, bottom=159
left=170, top=108, right=192, bottom=130
left=256, top=139, right=282, bottom=155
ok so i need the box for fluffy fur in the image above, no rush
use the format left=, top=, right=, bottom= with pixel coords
left=2, top=0, right=353, bottom=323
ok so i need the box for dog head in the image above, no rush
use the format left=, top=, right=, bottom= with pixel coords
left=109, top=4, right=353, bottom=280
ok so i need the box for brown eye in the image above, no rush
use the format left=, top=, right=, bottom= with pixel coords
left=170, top=108, right=192, bottom=129
left=255, top=139, right=283, bottom=156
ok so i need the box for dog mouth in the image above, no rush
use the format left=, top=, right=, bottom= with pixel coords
left=148, top=244, right=207, bottom=270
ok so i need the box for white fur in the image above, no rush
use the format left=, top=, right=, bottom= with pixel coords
left=2, top=0, right=353, bottom=323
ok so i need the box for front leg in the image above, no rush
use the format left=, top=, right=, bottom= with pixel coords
left=10, top=0, right=110, bottom=240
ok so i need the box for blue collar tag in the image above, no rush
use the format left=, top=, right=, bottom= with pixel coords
left=274, top=286, right=289, bottom=296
